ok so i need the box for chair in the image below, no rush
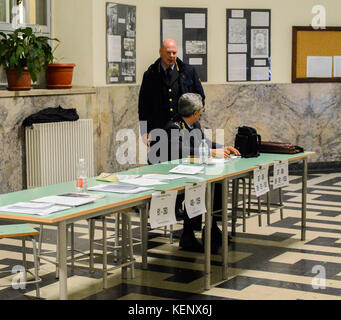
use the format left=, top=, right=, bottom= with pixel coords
left=88, top=209, right=137, bottom=289
left=0, top=224, right=41, bottom=298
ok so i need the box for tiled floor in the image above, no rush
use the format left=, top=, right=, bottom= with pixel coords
left=1, top=172, right=341, bottom=300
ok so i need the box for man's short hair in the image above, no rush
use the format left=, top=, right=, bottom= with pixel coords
left=178, top=93, right=202, bottom=117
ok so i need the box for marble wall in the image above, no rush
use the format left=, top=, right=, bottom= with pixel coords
left=1, top=83, right=341, bottom=194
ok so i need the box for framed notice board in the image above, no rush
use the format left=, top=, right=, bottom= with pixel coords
left=160, top=7, right=207, bottom=82
left=106, top=2, right=136, bottom=84
left=292, top=26, right=341, bottom=83
left=226, top=9, right=271, bottom=82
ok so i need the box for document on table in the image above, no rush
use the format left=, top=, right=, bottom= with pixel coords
left=273, top=160, right=289, bottom=190
left=253, top=164, right=270, bottom=197
left=118, top=178, right=168, bottom=186
left=185, top=182, right=207, bottom=219
left=169, top=165, right=204, bottom=175
left=149, top=190, right=178, bottom=229
left=31, top=195, right=97, bottom=207
left=142, top=174, right=188, bottom=181
left=88, top=184, right=152, bottom=194
left=0, top=202, right=70, bottom=216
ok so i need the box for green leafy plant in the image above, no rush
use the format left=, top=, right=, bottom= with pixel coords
left=0, top=27, right=59, bottom=82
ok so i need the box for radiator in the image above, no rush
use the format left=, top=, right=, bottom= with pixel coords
left=25, top=119, right=94, bottom=189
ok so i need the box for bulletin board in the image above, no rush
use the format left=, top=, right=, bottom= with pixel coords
left=160, top=7, right=207, bottom=82
left=226, top=9, right=271, bottom=82
left=106, top=2, right=136, bottom=84
left=292, top=26, right=341, bottom=83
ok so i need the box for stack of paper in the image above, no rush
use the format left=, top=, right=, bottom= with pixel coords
left=31, top=195, right=98, bottom=207
left=169, top=165, right=204, bottom=175
left=88, top=184, right=152, bottom=194
left=0, top=202, right=70, bottom=216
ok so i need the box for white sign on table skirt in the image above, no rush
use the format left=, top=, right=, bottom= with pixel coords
left=149, top=190, right=178, bottom=229
left=253, top=164, right=270, bottom=197
left=185, top=182, right=207, bottom=219
left=273, top=160, right=289, bottom=190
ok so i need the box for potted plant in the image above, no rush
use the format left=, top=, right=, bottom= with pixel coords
left=0, top=27, right=58, bottom=91
left=45, top=43, right=76, bottom=89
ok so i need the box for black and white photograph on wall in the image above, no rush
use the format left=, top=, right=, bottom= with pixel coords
left=226, top=9, right=271, bottom=82
left=106, top=3, right=136, bottom=83
left=161, top=7, right=208, bottom=82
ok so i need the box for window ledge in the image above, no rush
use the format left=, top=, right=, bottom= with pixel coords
left=0, top=86, right=97, bottom=98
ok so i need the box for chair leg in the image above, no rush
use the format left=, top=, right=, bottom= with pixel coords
left=242, top=178, right=246, bottom=232
left=71, top=224, right=75, bottom=274
left=22, top=238, right=27, bottom=284
left=89, top=219, right=95, bottom=274
left=266, top=191, right=271, bottom=225
left=258, top=197, right=262, bottom=227
left=56, top=231, right=59, bottom=279
left=169, top=224, right=173, bottom=244
left=102, top=217, right=108, bottom=289
left=31, top=237, right=40, bottom=298
left=127, top=214, right=135, bottom=279
left=279, top=188, right=284, bottom=219
left=38, top=224, right=43, bottom=271
left=114, top=213, right=120, bottom=263
left=121, top=213, right=128, bottom=280
left=248, top=175, right=252, bottom=217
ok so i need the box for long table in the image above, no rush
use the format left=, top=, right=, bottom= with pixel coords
left=0, top=152, right=315, bottom=299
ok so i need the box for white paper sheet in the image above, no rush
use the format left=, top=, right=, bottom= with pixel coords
left=0, top=202, right=70, bottom=216
left=307, top=56, right=332, bottom=77
left=149, top=190, right=178, bottom=229
left=253, top=165, right=270, bottom=197
left=185, top=182, right=207, bottom=219
left=333, top=56, right=341, bottom=77
left=231, top=10, right=244, bottom=18
left=107, top=35, right=121, bottom=62
left=228, top=54, right=247, bottom=81
left=251, top=67, right=270, bottom=81
left=169, top=165, right=204, bottom=175
left=119, top=178, right=167, bottom=186
left=273, top=160, right=289, bottom=190
left=251, top=11, right=270, bottom=27
left=228, top=44, right=247, bottom=53
left=118, top=18, right=125, bottom=24
left=88, top=184, right=151, bottom=194
left=228, top=18, right=247, bottom=43
left=189, top=58, right=203, bottom=65
left=185, top=13, right=206, bottom=28
left=162, top=19, right=183, bottom=60
left=31, top=195, right=96, bottom=207
left=142, top=174, right=188, bottom=180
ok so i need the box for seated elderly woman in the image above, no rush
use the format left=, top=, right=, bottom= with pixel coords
left=162, top=92, right=240, bottom=253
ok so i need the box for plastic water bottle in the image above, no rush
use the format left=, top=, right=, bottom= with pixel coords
left=199, top=139, right=209, bottom=164
left=76, top=158, right=88, bottom=192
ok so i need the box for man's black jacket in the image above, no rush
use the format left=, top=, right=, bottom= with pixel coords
left=138, top=57, right=205, bottom=135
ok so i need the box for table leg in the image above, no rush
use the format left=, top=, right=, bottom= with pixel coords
left=204, top=182, right=212, bottom=290
left=140, top=204, right=148, bottom=270
left=301, top=158, right=307, bottom=241
left=58, top=222, right=68, bottom=300
left=222, top=178, right=228, bottom=280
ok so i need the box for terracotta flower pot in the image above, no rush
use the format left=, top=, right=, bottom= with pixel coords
left=6, top=67, right=32, bottom=91
left=45, top=63, right=75, bottom=89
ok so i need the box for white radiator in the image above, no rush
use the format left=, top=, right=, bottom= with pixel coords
left=25, top=119, right=94, bottom=189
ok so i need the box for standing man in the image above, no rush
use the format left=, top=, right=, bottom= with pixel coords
left=138, top=38, right=205, bottom=150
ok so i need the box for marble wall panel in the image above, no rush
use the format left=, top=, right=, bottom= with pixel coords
left=1, top=82, right=341, bottom=194
left=0, top=93, right=97, bottom=194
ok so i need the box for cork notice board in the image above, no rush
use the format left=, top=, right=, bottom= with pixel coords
left=292, top=26, right=341, bottom=83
